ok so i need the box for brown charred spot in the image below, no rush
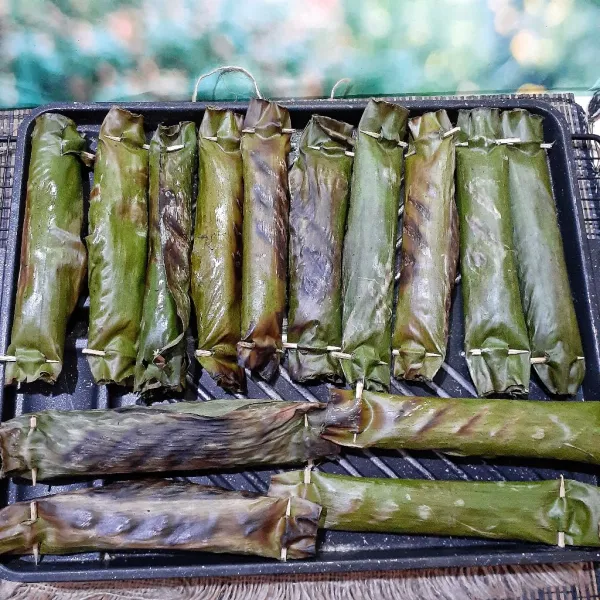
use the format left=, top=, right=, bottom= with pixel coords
left=159, top=190, right=186, bottom=239
left=242, top=506, right=277, bottom=539
left=252, top=310, right=283, bottom=343
left=490, top=418, right=512, bottom=440
left=414, top=405, right=453, bottom=435
left=163, top=238, right=187, bottom=274
left=280, top=503, right=319, bottom=557
left=239, top=343, right=279, bottom=380
left=320, top=392, right=362, bottom=432
left=408, top=195, right=431, bottom=220
left=398, top=252, right=416, bottom=289
left=153, top=354, right=166, bottom=369
left=402, top=216, right=424, bottom=248
left=286, top=323, right=304, bottom=339
left=90, top=184, right=101, bottom=203
left=58, top=400, right=336, bottom=477
left=116, top=195, right=146, bottom=225
left=209, top=359, right=247, bottom=394
left=456, top=411, right=485, bottom=435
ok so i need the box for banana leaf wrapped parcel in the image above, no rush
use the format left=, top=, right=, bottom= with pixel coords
left=324, top=389, right=600, bottom=465
left=0, top=398, right=357, bottom=481
left=392, top=110, right=458, bottom=381
left=269, top=471, right=600, bottom=547
left=191, top=109, right=246, bottom=393
left=86, top=107, right=149, bottom=385
left=239, top=99, right=292, bottom=380
left=5, top=113, right=87, bottom=385
left=501, top=109, right=585, bottom=395
left=287, top=115, right=354, bottom=382
left=135, top=122, right=196, bottom=394
left=456, top=108, right=530, bottom=396
left=340, top=99, right=408, bottom=392
left=0, top=480, right=320, bottom=560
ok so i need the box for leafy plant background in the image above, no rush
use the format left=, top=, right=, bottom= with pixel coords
left=0, top=0, right=599, bottom=107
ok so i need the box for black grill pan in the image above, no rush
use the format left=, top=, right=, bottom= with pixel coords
left=1, top=97, right=599, bottom=582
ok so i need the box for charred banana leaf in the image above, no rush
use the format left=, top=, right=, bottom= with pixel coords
left=0, top=398, right=355, bottom=481
left=191, top=109, right=245, bottom=393
left=269, top=470, right=600, bottom=547
left=6, top=114, right=87, bottom=384
left=135, top=122, right=196, bottom=394
left=0, top=480, right=320, bottom=560
left=238, top=99, right=291, bottom=381
left=287, top=115, right=354, bottom=382
left=456, top=108, right=530, bottom=396
left=86, top=107, right=149, bottom=385
left=341, top=99, right=408, bottom=391
left=392, top=110, right=458, bottom=381
left=501, top=109, right=584, bottom=395
left=324, top=388, right=600, bottom=464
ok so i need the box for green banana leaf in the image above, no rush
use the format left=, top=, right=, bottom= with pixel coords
left=341, top=99, right=408, bottom=392
left=456, top=108, right=530, bottom=396
left=268, top=470, right=600, bottom=547
left=501, top=109, right=585, bottom=395
left=191, top=109, right=246, bottom=393
left=239, top=99, right=292, bottom=381
left=6, top=113, right=87, bottom=384
left=135, top=122, right=196, bottom=394
left=287, top=115, right=354, bottom=382
left=392, top=110, right=458, bottom=381
left=0, top=480, right=320, bottom=560
left=324, top=388, right=600, bottom=464
left=86, top=107, right=149, bottom=385
left=0, top=398, right=355, bottom=481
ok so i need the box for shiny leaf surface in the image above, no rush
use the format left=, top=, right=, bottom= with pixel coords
left=7, top=113, right=87, bottom=384
left=86, top=107, right=149, bottom=385
left=287, top=115, right=354, bottom=383
left=0, top=480, right=320, bottom=560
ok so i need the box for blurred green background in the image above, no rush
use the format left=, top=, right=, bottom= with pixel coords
left=1, top=0, right=599, bottom=108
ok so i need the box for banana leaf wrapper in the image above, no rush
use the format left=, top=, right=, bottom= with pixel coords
left=501, top=109, right=584, bottom=395
left=456, top=109, right=530, bottom=396
left=239, top=99, right=291, bottom=380
left=324, top=388, right=600, bottom=464
left=392, top=110, right=458, bottom=381
left=6, top=114, right=87, bottom=384
left=287, top=116, right=354, bottom=382
left=341, top=99, right=408, bottom=391
left=0, top=480, right=320, bottom=560
left=135, top=122, right=196, bottom=394
left=191, top=109, right=246, bottom=393
left=87, top=107, right=149, bottom=385
left=0, top=398, right=357, bottom=481
left=268, top=470, right=600, bottom=547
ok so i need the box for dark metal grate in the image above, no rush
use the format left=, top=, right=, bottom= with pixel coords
left=559, top=98, right=600, bottom=239
left=0, top=109, right=29, bottom=248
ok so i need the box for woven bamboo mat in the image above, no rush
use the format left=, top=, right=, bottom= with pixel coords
left=0, top=95, right=599, bottom=599
left=0, top=563, right=597, bottom=599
